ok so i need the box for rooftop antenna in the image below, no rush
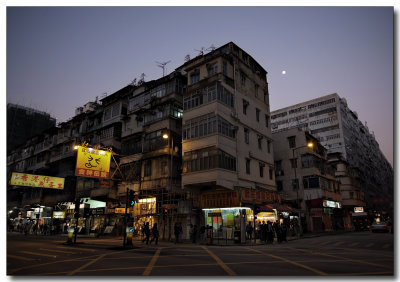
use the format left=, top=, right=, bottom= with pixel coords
left=206, top=44, right=216, bottom=52
left=195, top=47, right=206, bottom=56
left=156, top=60, right=171, bottom=77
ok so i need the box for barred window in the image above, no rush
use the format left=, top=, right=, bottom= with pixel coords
left=183, top=113, right=236, bottom=140
left=183, top=147, right=236, bottom=173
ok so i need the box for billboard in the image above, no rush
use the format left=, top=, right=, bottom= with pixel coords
left=75, top=146, right=111, bottom=179
left=10, top=172, right=65, bottom=189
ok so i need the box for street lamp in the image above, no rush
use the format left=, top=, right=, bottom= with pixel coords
left=162, top=132, right=174, bottom=241
left=292, top=141, right=313, bottom=235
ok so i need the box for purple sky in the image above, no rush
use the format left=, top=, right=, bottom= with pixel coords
left=6, top=6, right=394, bottom=166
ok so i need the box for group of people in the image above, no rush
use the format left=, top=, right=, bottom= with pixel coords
left=141, top=222, right=159, bottom=245
left=8, top=219, right=70, bottom=236
left=246, top=221, right=288, bottom=244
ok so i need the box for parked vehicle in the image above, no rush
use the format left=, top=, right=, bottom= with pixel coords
left=370, top=222, right=389, bottom=233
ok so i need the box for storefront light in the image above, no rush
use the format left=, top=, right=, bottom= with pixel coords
left=202, top=207, right=251, bottom=211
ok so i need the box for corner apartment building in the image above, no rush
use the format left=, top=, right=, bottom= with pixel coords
left=270, top=93, right=393, bottom=217
left=273, top=128, right=341, bottom=232
left=177, top=42, right=278, bottom=240
left=118, top=71, right=186, bottom=239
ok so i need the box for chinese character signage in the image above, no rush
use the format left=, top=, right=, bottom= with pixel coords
left=10, top=172, right=65, bottom=189
left=75, top=146, right=111, bottom=179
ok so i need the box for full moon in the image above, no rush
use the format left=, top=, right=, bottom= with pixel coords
left=282, top=70, right=286, bottom=75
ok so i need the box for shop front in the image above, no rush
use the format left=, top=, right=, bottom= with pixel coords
left=200, top=188, right=281, bottom=244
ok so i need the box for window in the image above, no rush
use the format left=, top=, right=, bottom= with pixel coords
left=255, top=84, right=259, bottom=97
left=246, top=159, right=251, bottom=174
left=292, top=179, right=299, bottom=190
left=265, top=114, right=269, bottom=128
left=256, top=108, right=260, bottom=122
left=160, top=161, right=168, bottom=175
left=183, top=113, right=236, bottom=140
left=144, top=160, right=152, bottom=177
left=269, top=168, right=273, bottom=180
left=288, top=136, right=296, bottom=149
left=240, top=72, right=246, bottom=87
left=244, top=128, right=249, bottom=144
left=259, top=162, right=264, bottom=177
left=207, top=62, right=218, bottom=77
left=183, top=147, right=236, bottom=173
left=349, top=192, right=354, bottom=199
left=267, top=140, right=271, bottom=153
left=277, top=181, right=283, bottom=191
left=222, top=61, right=228, bottom=75
left=190, top=71, right=200, bottom=84
left=264, top=90, right=268, bottom=104
left=290, top=158, right=298, bottom=169
left=243, top=99, right=249, bottom=115
left=103, top=108, right=112, bottom=121
left=258, top=136, right=262, bottom=150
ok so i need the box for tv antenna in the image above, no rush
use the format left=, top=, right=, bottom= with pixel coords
left=206, top=44, right=216, bottom=52
left=195, top=47, right=206, bottom=56
left=156, top=60, right=171, bottom=77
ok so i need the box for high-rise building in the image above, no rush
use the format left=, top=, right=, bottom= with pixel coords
left=270, top=93, right=393, bottom=215
left=7, top=103, right=56, bottom=153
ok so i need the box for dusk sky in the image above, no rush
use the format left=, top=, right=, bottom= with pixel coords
left=6, top=5, right=395, bottom=166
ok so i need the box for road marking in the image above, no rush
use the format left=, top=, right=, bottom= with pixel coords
left=143, top=247, right=162, bottom=276
left=334, top=241, right=344, bottom=246
left=67, top=253, right=107, bottom=276
left=201, top=246, right=237, bottom=276
left=287, top=247, right=392, bottom=270
left=244, top=247, right=327, bottom=276
left=319, top=241, right=332, bottom=245
left=366, top=243, right=374, bottom=248
left=20, top=251, right=57, bottom=258
left=56, top=246, right=97, bottom=252
left=40, top=248, right=76, bottom=254
left=7, top=254, right=36, bottom=261
left=349, top=242, right=359, bottom=247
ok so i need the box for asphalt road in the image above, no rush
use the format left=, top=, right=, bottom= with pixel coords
left=7, top=231, right=394, bottom=276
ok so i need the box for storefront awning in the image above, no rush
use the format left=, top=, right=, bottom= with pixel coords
left=275, top=204, right=292, bottom=213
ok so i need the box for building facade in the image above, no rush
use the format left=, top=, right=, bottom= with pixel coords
left=270, top=93, right=393, bottom=218
left=177, top=42, right=278, bottom=242
left=273, top=128, right=341, bottom=233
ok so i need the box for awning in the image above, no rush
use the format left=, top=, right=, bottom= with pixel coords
left=255, top=205, right=274, bottom=213
left=275, top=205, right=292, bottom=213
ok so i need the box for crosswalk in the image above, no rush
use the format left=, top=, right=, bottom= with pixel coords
left=8, top=245, right=98, bottom=261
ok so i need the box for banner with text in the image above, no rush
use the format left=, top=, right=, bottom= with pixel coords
left=10, top=172, right=65, bottom=189
left=75, top=146, right=111, bottom=179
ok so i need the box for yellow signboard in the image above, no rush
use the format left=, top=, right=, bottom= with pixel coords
left=75, top=146, right=111, bottom=179
left=10, top=172, right=65, bottom=189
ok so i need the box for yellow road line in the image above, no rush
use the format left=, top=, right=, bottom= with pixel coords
left=244, top=247, right=327, bottom=276
left=287, top=247, right=391, bottom=270
left=56, top=246, right=97, bottom=252
left=20, top=251, right=57, bottom=258
left=319, top=241, right=332, bottom=245
left=334, top=241, right=344, bottom=246
left=350, top=242, right=359, bottom=247
left=7, top=254, right=36, bottom=261
left=143, top=247, right=162, bottom=276
left=40, top=248, right=76, bottom=254
left=201, top=246, right=237, bottom=276
left=67, top=253, right=107, bottom=276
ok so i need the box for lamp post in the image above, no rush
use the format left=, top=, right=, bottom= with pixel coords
left=292, top=141, right=313, bottom=235
left=162, top=132, right=173, bottom=241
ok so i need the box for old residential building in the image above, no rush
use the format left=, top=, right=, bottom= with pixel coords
left=177, top=42, right=279, bottom=241
left=270, top=93, right=393, bottom=217
left=273, top=128, right=341, bottom=233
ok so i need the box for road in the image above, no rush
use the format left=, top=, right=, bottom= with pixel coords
left=7, top=231, right=394, bottom=276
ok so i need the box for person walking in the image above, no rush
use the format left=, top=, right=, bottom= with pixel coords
left=246, top=222, right=253, bottom=241
left=174, top=223, right=180, bottom=244
left=192, top=224, right=198, bottom=243
left=149, top=223, right=159, bottom=245
left=260, top=221, right=267, bottom=244
left=142, top=222, right=150, bottom=245
left=266, top=221, right=274, bottom=244
left=199, top=225, right=206, bottom=244
left=178, top=222, right=183, bottom=243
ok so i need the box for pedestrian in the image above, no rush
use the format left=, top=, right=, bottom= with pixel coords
left=260, top=221, right=267, bottom=244
left=189, top=224, right=194, bottom=242
left=281, top=223, right=288, bottom=242
left=174, top=223, right=180, bottom=244
left=246, top=222, right=253, bottom=241
left=266, top=221, right=274, bottom=244
left=142, top=222, right=150, bottom=244
left=274, top=222, right=282, bottom=243
left=192, top=224, right=198, bottom=243
left=149, top=223, right=159, bottom=245
left=179, top=222, right=183, bottom=243
left=199, top=225, right=206, bottom=244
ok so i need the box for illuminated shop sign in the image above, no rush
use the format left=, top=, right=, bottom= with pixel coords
left=323, top=200, right=341, bottom=208
left=354, top=207, right=364, bottom=213
left=53, top=211, right=66, bottom=219
left=75, top=146, right=111, bottom=179
left=10, top=172, right=64, bottom=189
